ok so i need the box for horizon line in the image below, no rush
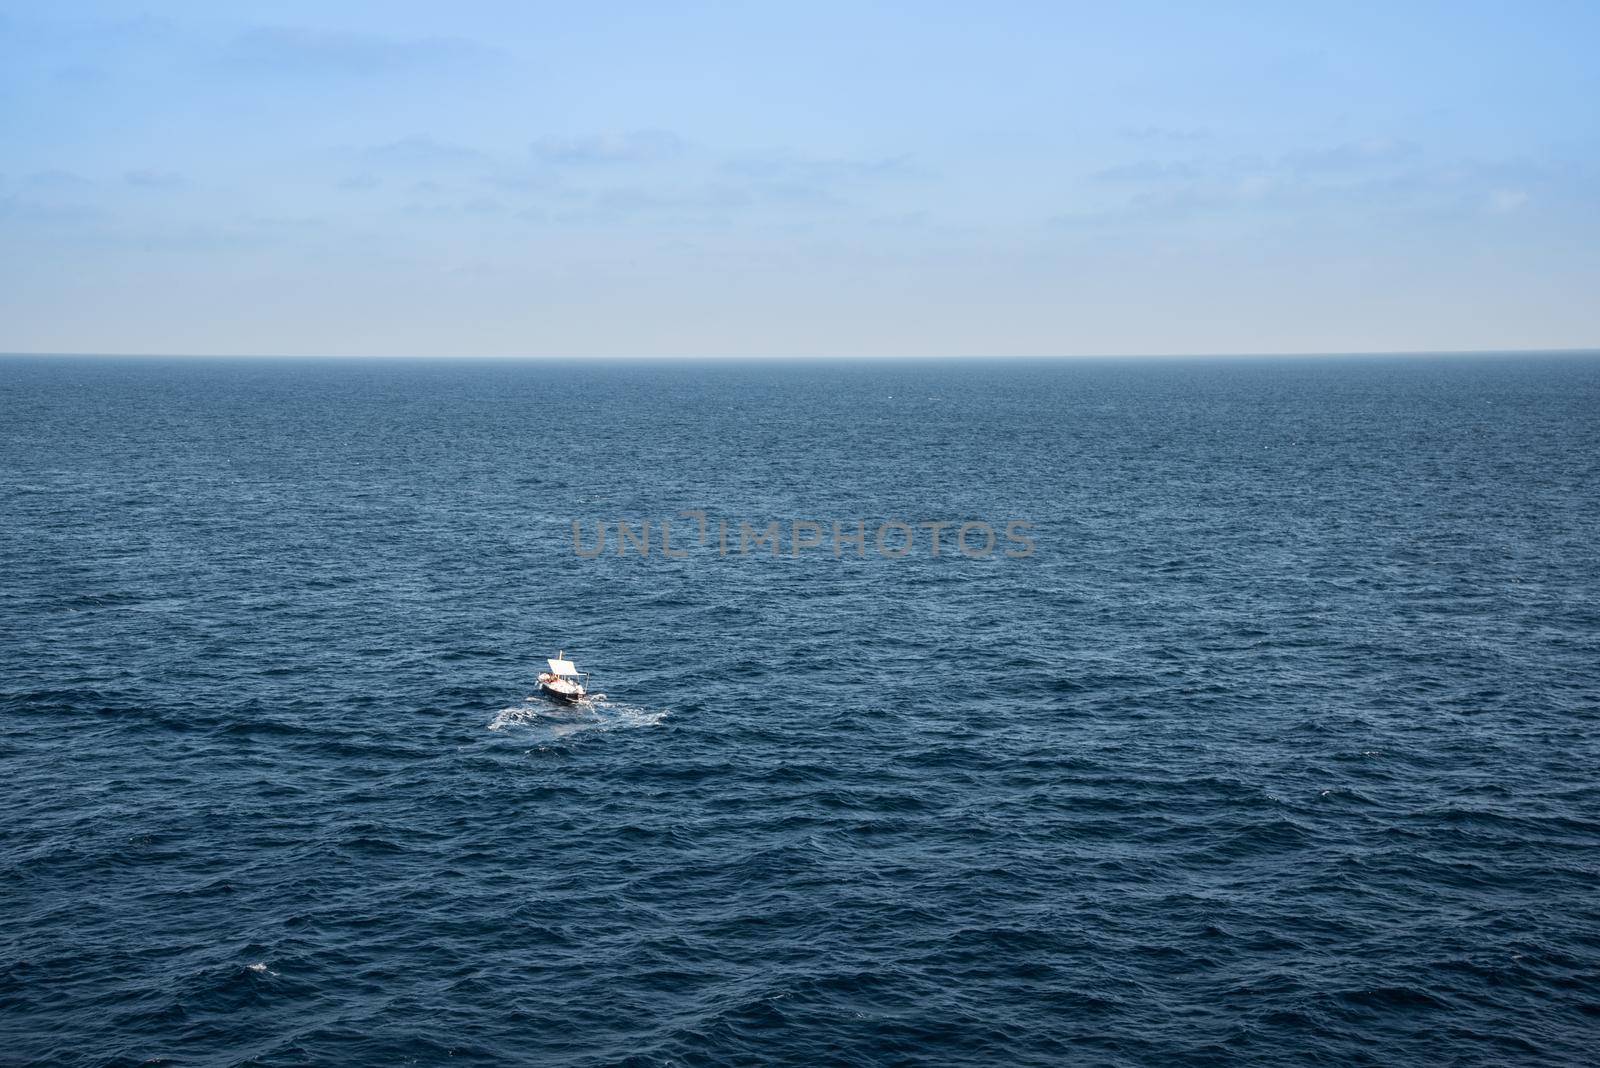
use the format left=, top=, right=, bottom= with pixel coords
left=4, top=347, right=1599, bottom=363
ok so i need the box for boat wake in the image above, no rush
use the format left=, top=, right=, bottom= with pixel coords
left=488, top=695, right=668, bottom=742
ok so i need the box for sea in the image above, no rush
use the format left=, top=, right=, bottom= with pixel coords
left=2, top=353, right=1598, bottom=1066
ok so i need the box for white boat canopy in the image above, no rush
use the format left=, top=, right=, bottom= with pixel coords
left=547, top=658, right=580, bottom=676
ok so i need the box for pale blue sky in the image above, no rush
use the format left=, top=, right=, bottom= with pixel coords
left=2, top=1, right=1597, bottom=356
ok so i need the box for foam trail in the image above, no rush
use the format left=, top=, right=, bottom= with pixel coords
left=489, top=696, right=668, bottom=741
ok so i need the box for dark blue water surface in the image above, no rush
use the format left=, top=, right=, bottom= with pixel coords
left=3, top=354, right=1599, bottom=1066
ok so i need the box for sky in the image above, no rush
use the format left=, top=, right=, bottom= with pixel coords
left=2, top=1, right=1597, bottom=357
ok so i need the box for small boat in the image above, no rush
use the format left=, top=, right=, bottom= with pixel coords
left=536, top=651, right=590, bottom=703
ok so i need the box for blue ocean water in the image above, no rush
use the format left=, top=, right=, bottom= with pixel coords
left=2, top=353, right=1599, bottom=1066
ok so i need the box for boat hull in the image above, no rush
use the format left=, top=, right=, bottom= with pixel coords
left=539, top=680, right=585, bottom=703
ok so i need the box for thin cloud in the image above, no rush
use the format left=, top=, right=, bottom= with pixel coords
left=228, top=25, right=500, bottom=77
left=720, top=151, right=922, bottom=185
left=1060, top=144, right=1575, bottom=229
left=1285, top=138, right=1419, bottom=173
left=1090, top=160, right=1203, bottom=184
left=1487, top=189, right=1530, bottom=214
left=528, top=130, right=685, bottom=166
left=362, top=136, right=489, bottom=170
left=26, top=169, right=94, bottom=189
left=1092, top=141, right=1421, bottom=193
left=124, top=169, right=185, bottom=189
left=0, top=196, right=106, bottom=225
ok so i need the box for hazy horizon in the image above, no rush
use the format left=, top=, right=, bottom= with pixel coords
left=3, top=2, right=1597, bottom=358
left=6, top=347, right=1600, bottom=363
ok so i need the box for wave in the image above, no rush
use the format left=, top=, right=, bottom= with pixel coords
left=487, top=695, right=669, bottom=742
